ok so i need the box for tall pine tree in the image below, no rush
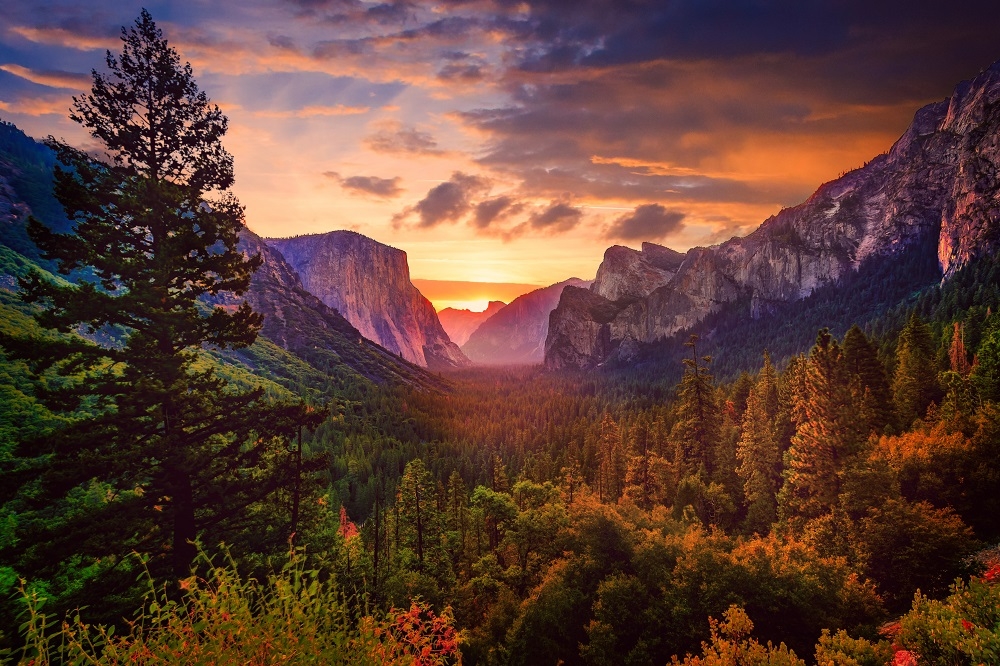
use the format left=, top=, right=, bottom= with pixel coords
left=779, top=330, right=864, bottom=522
left=737, top=384, right=780, bottom=533
left=843, top=324, right=893, bottom=434
left=0, top=10, right=318, bottom=587
left=893, top=311, right=941, bottom=426
left=671, top=334, right=720, bottom=477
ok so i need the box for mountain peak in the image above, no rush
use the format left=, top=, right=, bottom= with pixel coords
left=545, top=61, right=1000, bottom=370
left=267, top=231, right=470, bottom=370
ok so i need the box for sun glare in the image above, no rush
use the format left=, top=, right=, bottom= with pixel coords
left=433, top=299, right=491, bottom=312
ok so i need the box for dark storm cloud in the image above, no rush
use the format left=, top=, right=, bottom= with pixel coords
left=434, top=0, right=1000, bottom=217
left=365, top=122, right=444, bottom=155
left=324, top=172, right=403, bottom=198
left=465, top=0, right=1000, bottom=87
left=605, top=204, right=685, bottom=241
left=395, top=172, right=492, bottom=228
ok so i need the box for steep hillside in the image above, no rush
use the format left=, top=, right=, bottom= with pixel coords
left=464, top=278, right=591, bottom=364
left=547, top=62, right=1000, bottom=370
left=268, top=231, right=470, bottom=370
left=207, top=231, right=446, bottom=391
left=439, top=300, right=506, bottom=347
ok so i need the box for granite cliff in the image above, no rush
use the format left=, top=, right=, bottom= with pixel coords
left=546, top=62, right=1000, bottom=370
left=209, top=230, right=443, bottom=389
left=464, top=278, right=591, bottom=364
left=439, top=301, right=506, bottom=347
left=267, top=231, right=470, bottom=370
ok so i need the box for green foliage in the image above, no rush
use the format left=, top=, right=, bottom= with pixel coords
left=5, top=546, right=461, bottom=665
left=672, top=335, right=721, bottom=477
left=892, top=312, right=941, bottom=427
left=0, top=13, right=325, bottom=634
left=972, top=315, right=1000, bottom=403
left=893, top=566, right=1000, bottom=665
left=737, top=377, right=780, bottom=533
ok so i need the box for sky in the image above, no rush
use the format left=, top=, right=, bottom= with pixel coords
left=2, top=1, right=1000, bottom=310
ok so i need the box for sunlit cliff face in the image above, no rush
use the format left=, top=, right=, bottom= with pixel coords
left=3, top=1, right=1000, bottom=301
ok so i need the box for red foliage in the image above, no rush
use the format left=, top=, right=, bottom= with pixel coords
left=892, top=649, right=918, bottom=666
left=961, top=618, right=974, bottom=632
left=367, top=600, right=461, bottom=665
left=338, top=506, right=359, bottom=540
left=981, top=562, right=1000, bottom=584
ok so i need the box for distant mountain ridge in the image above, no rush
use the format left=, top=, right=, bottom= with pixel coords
left=0, top=120, right=444, bottom=392
left=439, top=301, right=506, bottom=347
left=464, top=278, right=591, bottom=364
left=545, top=61, right=1000, bottom=370
left=267, top=231, right=470, bottom=370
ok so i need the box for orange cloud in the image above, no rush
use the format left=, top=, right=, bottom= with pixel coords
left=0, top=63, right=90, bottom=89
left=252, top=104, right=371, bottom=119
left=9, top=26, right=116, bottom=51
left=0, top=97, right=70, bottom=116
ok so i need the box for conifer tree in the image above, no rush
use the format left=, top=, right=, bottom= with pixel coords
left=597, top=413, right=625, bottom=501
left=843, top=324, right=893, bottom=433
left=623, top=413, right=666, bottom=510
left=671, top=334, right=720, bottom=477
left=397, top=459, right=443, bottom=575
left=947, top=321, right=973, bottom=377
left=973, top=318, right=1000, bottom=402
left=0, top=10, right=319, bottom=583
left=444, top=471, right=470, bottom=573
left=757, top=351, right=780, bottom=424
left=779, top=330, right=864, bottom=522
left=737, top=385, right=780, bottom=532
left=893, top=311, right=941, bottom=426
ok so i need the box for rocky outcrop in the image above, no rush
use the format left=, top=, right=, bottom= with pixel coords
left=546, top=62, right=1000, bottom=369
left=592, top=243, right=684, bottom=301
left=206, top=230, right=444, bottom=389
left=438, top=301, right=506, bottom=347
left=465, top=278, right=591, bottom=364
left=267, top=231, right=470, bottom=370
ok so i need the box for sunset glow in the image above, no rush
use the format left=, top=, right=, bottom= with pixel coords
left=2, top=2, right=999, bottom=296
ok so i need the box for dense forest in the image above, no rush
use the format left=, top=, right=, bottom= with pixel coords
left=3, top=10, right=1000, bottom=666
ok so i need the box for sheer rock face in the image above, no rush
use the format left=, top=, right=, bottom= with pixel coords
left=464, top=278, right=592, bottom=365
left=208, top=231, right=443, bottom=389
left=591, top=243, right=684, bottom=302
left=267, top=231, right=470, bottom=370
left=438, top=301, right=506, bottom=347
left=546, top=62, right=1000, bottom=370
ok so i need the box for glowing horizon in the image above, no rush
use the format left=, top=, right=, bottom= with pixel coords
left=2, top=2, right=998, bottom=287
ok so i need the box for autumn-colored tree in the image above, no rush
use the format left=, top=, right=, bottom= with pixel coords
left=779, top=330, right=864, bottom=522
left=668, top=606, right=806, bottom=666
left=737, top=385, right=781, bottom=533
left=948, top=321, right=974, bottom=377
